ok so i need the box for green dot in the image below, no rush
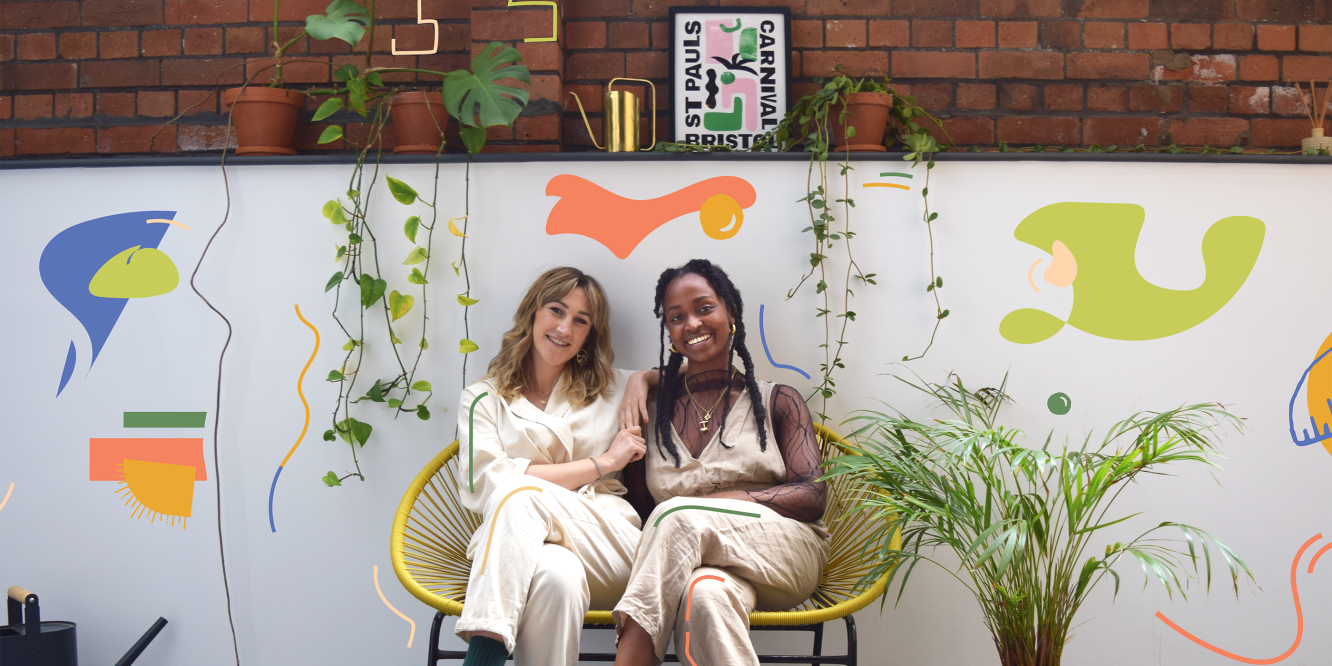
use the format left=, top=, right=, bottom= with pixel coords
left=720, top=71, right=735, bottom=84
left=1047, top=392, right=1071, bottom=416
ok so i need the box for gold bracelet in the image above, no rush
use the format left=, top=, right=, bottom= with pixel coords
left=590, top=456, right=605, bottom=480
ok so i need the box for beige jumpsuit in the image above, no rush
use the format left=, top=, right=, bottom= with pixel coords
left=614, top=379, right=830, bottom=666
left=456, top=368, right=642, bottom=666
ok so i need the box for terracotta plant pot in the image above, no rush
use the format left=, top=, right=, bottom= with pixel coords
left=222, top=87, right=304, bottom=156
left=831, top=92, right=893, bottom=152
left=391, top=91, right=450, bottom=154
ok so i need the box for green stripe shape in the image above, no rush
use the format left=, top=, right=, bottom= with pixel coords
left=880, top=172, right=914, bottom=179
left=653, top=504, right=761, bottom=527
left=468, top=391, right=488, bottom=492
left=123, top=412, right=207, bottom=428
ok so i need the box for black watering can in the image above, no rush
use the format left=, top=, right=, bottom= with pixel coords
left=1, top=586, right=167, bottom=666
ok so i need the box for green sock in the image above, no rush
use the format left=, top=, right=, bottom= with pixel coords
left=462, top=636, right=508, bottom=666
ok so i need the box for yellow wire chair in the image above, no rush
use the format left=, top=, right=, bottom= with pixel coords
left=391, top=423, right=898, bottom=665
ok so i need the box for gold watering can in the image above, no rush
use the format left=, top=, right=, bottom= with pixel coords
left=568, top=78, right=657, bottom=152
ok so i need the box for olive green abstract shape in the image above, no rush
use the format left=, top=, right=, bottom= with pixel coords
left=1000, top=203, right=1264, bottom=344
left=739, top=28, right=758, bottom=61
left=704, top=97, right=743, bottom=131
left=88, top=245, right=180, bottom=298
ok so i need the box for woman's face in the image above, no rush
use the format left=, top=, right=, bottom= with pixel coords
left=663, top=273, right=733, bottom=365
left=530, top=286, right=593, bottom=372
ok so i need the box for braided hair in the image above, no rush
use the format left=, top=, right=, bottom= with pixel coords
left=653, top=259, right=768, bottom=467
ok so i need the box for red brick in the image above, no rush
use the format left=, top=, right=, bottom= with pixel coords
left=166, top=0, right=246, bottom=24
left=627, top=51, right=665, bottom=79
left=175, top=89, right=215, bottom=115
left=1172, top=117, right=1249, bottom=146
left=83, top=0, right=163, bottom=26
left=939, top=116, right=994, bottom=145
left=913, top=21, right=954, bottom=48
left=527, top=74, right=562, bottom=103
left=806, top=0, right=893, bottom=16
left=956, top=20, right=996, bottom=48
left=1129, top=84, right=1183, bottom=111
left=137, top=90, right=175, bottom=117
left=793, top=20, right=823, bottom=48
left=609, top=22, right=649, bottom=49
left=1240, top=54, right=1278, bottom=81
left=472, top=8, right=555, bottom=41
left=1148, top=0, right=1234, bottom=20
left=564, top=0, right=631, bottom=18
left=54, top=92, right=92, bottom=118
left=5, top=63, right=78, bottom=89
left=1300, top=25, right=1332, bottom=53
left=997, top=116, right=1080, bottom=144
left=566, top=22, right=606, bottom=50
left=0, top=96, right=10, bottom=119
left=1213, top=24, right=1253, bottom=51
left=1084, top=117, right=1161, bottom=145
left=0, top=35, right=13, bottom=62
left=100, top=32, right=139, bottom=59
left=1282, top=56, right=1332, bottom=82
left=956, top=82, right=995, bottom=108
left=141, top=30, right=181, bottom=56
left=14, top=95, right=53, bottom=119
left=997, top=21, right=1037, bottom=48
left=1237, top=0, right=1319, bottom=22
left=1170, top=23, right=1210, bottom=50
left=1074, top=0, right=1147, bottom=19
left=0, top=3, right=80, bottom=29
left=564, top=84, right=603, bottom=112
left=516, top=42, right=562, bottom=73
left=566, top=52, right=624, bottom=80
left=911, top=83, right=953, bottom=110
left=1272, top=85, right=1307, bottom=115
left=1088, top=84, right=1127, bottom=110
left=806, top=50, right=889, bottom=77
left=0, top=129, right=13, bottom=157
left=1084, top=22, right=1124, bottom=49
left=1067, top=52, right=1148, bottom=79
left=1251, top=118, right=1322, bottom=147
left=979, top=0, right=1062, bottom=17
left=1257, top=25, right=1296, bottom=51
left=81, top=60, right=159, bottom=87
left=1154, top=54, right=1236, bottom=83
left=1189, top=85, right=1229, bottom=112
left=892, top=51, right=973, bottom=78
left=416, top=54, right=471, bottom=79
left=15, top=127, right=95, bottom=154
left=1000, top=83, right=1038, bottom=109
left=178, top=125, right=237, bottom=151
left=249, top=0, right=348, bottom=21
left=827, top=20, right=868, bottom=48
left=1228, top=86, right=1270, bottom=114
left=183, top=28, right=223, bottom=56
left=1044, top=84, right=1083, bottom=110
left=161, top=57, right=244, bottom=86
left=17, top=34, right=57, bottom=61
left=650, top=21, right=669, bottom=48
left=97, top=126, right=176, bottom=154
left=893, top=0, right=978, bottom=16
left=869, top=20, right=910, bottom=47
left=513, top=114, right=560, bottom=141
left=97, top=92, right=136, bottom=116
left=979, top=51, right=1063, bottom=79
left=1127, top=22, right=1167, bottom=49
left=1039, top=21, right=1080, bottom=49
left=222, top=27, right=264, bottom=55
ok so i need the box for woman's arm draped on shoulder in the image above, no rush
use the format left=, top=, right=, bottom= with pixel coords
left=458, top=385, right=531, bottom=514
left=744, top=384, right=828, bottom=523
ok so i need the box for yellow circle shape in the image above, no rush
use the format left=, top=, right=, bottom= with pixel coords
left=700, top=194, right=743, bottom=240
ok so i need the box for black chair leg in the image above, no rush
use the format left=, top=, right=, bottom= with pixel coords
left=429, top=611, right=445, bottom=666
left=844, top=615, right=857, bottom=666
left=811, top=622, right=824, bottom=666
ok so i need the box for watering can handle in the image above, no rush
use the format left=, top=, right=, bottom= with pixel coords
left=609, top=77, right=657, bottom=151
left=566, top=92, right=604, bottom=151
left=7, top=585, right=34, bottom=603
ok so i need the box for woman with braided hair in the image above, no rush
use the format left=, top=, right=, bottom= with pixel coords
left=612, top=259, right=830, bottom=666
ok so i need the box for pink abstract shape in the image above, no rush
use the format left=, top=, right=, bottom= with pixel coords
left=722, top=78, right=760, bottom=131
left=705, top=19, right=736, bottom=61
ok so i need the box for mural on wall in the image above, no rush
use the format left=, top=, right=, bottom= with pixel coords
left=39, top=211, right=184, bottom=395
left=91, top=412, right=207, bottom=528
left=999, top=203, right=1264, bottom=344
left=545, top=175, right=755, bottom=258
left=373, top=564, right=416, bottom=648
left=0, top=482, right=12, bottom=513
left=1288, top=331, right=1332, bottom=456
left=758, top=304, right=810, bottom=379
left=268, top=305, right=321, bottom=533
left=863, top=172, right=914, bottom=191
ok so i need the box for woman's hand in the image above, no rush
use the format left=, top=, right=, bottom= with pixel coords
left=599, top=425, right=647, bottom=472
left=620, top=370, right=654, bottom=430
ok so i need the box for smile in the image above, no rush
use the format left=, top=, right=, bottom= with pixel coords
left=686, top=333, right=711, bottom=346
left=546, top=334, right=571, bottom=347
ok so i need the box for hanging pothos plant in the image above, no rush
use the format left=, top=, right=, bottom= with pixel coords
left=752, top=67, right=953, bottom=421
left=308, top=41, right=531, bottom=486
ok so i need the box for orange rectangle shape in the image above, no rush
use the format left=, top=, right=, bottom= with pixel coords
left=89, top=438, right=207, bottom=481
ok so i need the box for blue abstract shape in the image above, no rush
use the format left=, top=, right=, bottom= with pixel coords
left=268, top=466, right=283, bottom=532
left=1288, top=345, right=1332, bottom=447
left=759, top=304, right=811, bottom=380
left=58, top=341, right=77, bottom=395
left=39, top=211, right=175, bottom=395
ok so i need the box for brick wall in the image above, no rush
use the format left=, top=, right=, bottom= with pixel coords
left=3, top=1, right=1332, bottom=158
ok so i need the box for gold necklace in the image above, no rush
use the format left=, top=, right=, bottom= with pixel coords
left=683, top=369, right=735, bottom=433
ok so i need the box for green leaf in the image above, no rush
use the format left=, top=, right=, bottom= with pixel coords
left=367, top=379, right=385, bottom=402
left=460, top=125, right=487, bottom=154
left=443, top=41, right=531, bottom=127
left=342, top=338, right=356, bottom=351
left=359, top=274, right=387, bottom=308
left=390, top=330, right=403, bottom=344
left=346, top=77, right=368, bottom=115
left=312, top=97, right=344, bottom=122
left=404, top=215, right=420, bottom=243
left=408, top=268, right=427, bottom=285
left=412, top=380, right=432, bottom=392
left=388, top=398, right=403, bottom=408
left=936, top=276, right=943, bottom=287
left=305, top=0, right=370, bottom=46
left=337, top=417, right=372, bottom=446
left=347, top=233, right=362, bottom=244
left=317, top=125, right=343, bottom=144
left=327, top=370, right=345, bottom=381
left=322, top=199, right=341, bottom=219
left=416, top=404, right=431, bottom=420
left=322, top=429, right=335, bottom=442
left=403, top=246, right=429, bottom=265
left=324, top=271, right=343, bottom=292
left=937, top=309, right=950, bottom=319
left=335, top=245, right=346, bottom=261
left=334, top=64, right=358, bottom=83
left=459, top=338, right=479, bottom=354
left=389, top=290, right=415, bottom=321
left=346, top=188, right=359, bottom=198
left=322, top=471, right=342, bottom=486
left=386, top=176, right=418, bottom=205
left=450, top=262, right=461, bottom=276
left=331, top=206, right=349, bottom=226
left=457, top=293, right=479, bottom=306
left=418, top=339, right=428, bottom=350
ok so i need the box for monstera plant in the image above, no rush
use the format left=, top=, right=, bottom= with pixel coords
left=824, top=376, right=1254, bottom=666
left=308, top=42, right=530, bottom=486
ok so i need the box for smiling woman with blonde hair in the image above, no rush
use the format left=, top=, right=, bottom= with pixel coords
left=454, top=266, right=658, bottom=666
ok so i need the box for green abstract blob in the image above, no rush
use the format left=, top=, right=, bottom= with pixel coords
left=88, top=245, right=179, bottom=298
left=720, top=71, right=735, bottom=85
left=704, top=96, right=743, bottom=131
left=1001, top=203, right=1264, bottom=344
left=1047, top=392, right=1071, bottom=416
left=719, top=19, right=742, bottom=33
left=739, top=27, right=758, bottom=60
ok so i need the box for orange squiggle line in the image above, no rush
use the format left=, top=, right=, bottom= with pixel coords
left=1027, top=259, right=1042, bottom=292
left=0, top=482, right=12, bottom=512
left=374, top=565, right=416, bottom=648
left=479, top=486, right=543, bottom=575
left=146, top=218, right=190, bottom=230
left=685, top=632, right=698, bottom=666
left=1308, top=542, right=1332, bottom=573
left=684, top=574, right=726, bottom=666
left=280, top=305, right=320, bottom=467
left=1156, top=533, right=1322, bottom=665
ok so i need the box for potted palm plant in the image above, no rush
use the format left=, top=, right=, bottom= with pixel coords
left=823, top=376, right=1255, bottom=666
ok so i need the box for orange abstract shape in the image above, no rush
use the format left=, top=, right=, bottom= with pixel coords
left=374, top=565, right=416, bottom=648
left=90, top=438, right=206, bottom=481
left=1043, top=239, right=1077, bottom=287
left=1304, top=331, right=1332, bottom=458
left=479, top=486, right=543, bottom=575
left=115, top=459, right=196, bottom=527
left=1156, top=533, right=1321, bottom=665
left=684, top=575, right=726, bottom=666
left=545, top=175, right=757, bottom=259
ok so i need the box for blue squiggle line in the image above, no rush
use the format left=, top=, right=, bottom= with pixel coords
left=268, top=467, right=282, bottom=532
left=759, top=304, right=810, bottom=379
left=1288, top=344, right=1332, bottom=446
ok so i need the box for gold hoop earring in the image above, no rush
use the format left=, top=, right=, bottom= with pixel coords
left=576, top=348, right=589, bottom=366
left=669, top=343, right=679, bottom=354
left=730, top=323, right=736, bottom=335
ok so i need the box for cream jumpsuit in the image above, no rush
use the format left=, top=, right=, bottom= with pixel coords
left=456, top=368, right=642, bottom=666
left=614, top=379, right=830, bottom=666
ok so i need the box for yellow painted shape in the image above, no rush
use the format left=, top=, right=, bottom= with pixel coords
left=507, top=0, right=558, bottom=42
left=862, top=183, right=910, bottom=190
left=700, top=194, right=743, bottom=240
left=122, top=459, right=195, bottom=519
left=88, top=245, right=179, bottom=298
left=1044, top=239, right=1078, bottom=287
left=1306, top=330, right=1332, bottom=458
left=479, top=486, right=542, bottom=575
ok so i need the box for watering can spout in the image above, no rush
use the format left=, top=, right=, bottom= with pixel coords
left=113, top=617, right=168, bottom=666
left=566, top=78, right=657, bottom=152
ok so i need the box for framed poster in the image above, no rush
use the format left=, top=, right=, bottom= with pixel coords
left=669, top=7, right=791, bottom=149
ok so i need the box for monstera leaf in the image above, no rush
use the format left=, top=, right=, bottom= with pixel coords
left=443, top=41, right=531, bottom=127
left=305, top=0, right=370, bottom=46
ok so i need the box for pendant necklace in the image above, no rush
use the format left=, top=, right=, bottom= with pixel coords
left=683, top=368, right=736, bottom=433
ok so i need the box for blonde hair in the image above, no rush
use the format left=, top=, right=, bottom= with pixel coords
left=484, top=267, right=616, bottom=408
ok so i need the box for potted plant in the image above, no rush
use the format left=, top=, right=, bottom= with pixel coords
left=823, top=376, right=1254, bottom=666
left=828, top=76, right=892, bottom=152
left=390, top=90, right=451, bottom=154
left=222, top=0, right=371, bottom=155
